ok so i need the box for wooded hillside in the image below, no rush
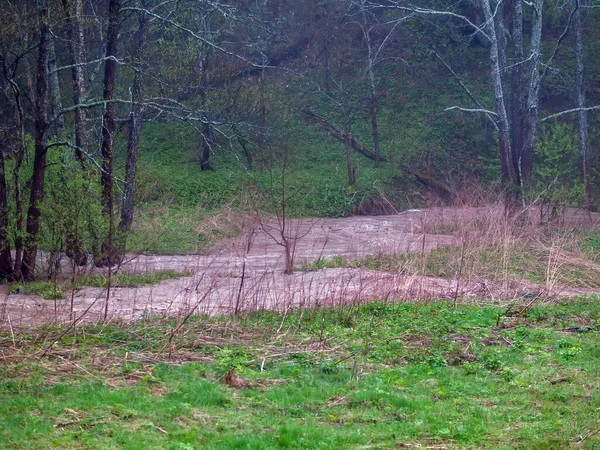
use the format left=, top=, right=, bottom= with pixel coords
left=1, top=0, right=599, bottom=280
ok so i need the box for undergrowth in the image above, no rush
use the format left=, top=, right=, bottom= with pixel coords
left=2, top=298, right=600, bottom=448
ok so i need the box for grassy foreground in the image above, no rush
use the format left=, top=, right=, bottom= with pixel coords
left=2, top=298, right=600, bottom=449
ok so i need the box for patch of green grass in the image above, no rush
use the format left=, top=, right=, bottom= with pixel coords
left=297, top=255, right=346, bottom=271
left=127, top=206, right=211, bottom=254
left=2, top=298, right=600, bottom=448
left=581, top=229, right=600, bottom=257
left=75, top=269, right=191, bottom=288
left=9, top=281, right=64, bottom=300
left=8, top=270, right=190, bottom=300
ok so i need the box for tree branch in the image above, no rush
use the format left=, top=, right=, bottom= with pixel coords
left=434, top=51, right=499, bottom=130
left=445, top=106, right=499, bottom=116
left=303, top=109, right=388, bottom=163
left=50, top=56, right=123, bottom=75
left=540, top=105, right=600, bottom=122
left=121, top=6, right=266, bottom=68
left=368, top=2, right=491, bottom=42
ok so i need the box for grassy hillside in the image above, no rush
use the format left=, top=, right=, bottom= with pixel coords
left=3, top=298, right=600, bottom=448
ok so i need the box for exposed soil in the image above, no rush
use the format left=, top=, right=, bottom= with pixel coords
left=2, top=206, right=600, bottom=328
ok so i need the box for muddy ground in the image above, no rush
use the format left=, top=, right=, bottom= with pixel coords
left=2, top=206, right=600, bottom=328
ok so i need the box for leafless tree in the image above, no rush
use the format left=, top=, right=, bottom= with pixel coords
left=21, top=0, right=51, bottom=281
left=61, top=0, right=88, bottom=164
left=118, top=0, right=150, bottom=251
left=96, top=0, right=121, bottom=267
left=573, top=0, right=592, bottom=208
left=379, top=0, right=600, bottom=206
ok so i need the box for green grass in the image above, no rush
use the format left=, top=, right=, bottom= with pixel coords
left=581, top=229, right=600, bottom=258
left=2, top=298, right=600, bottom=448
left=9, top=281, right=64, bottom=300
left=9, top=270, right=189, bottom=300
left=75, top=270, right=191, bottom=288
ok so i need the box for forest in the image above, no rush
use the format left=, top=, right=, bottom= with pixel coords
left=2, top=1, right=600, bottom=448
left=0, top=0, right=599, bottom=280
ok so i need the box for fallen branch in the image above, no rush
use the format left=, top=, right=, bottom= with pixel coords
left=400, top=165, right=456, bottom=204
left=303, top=109, right=389, bottom=163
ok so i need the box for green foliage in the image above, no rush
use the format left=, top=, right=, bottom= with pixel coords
left=75, top=269, right=190, bottom=288
left=9, top=281, right=63, bottom=299
left=298, top=255, right=345, bottom=271
left=42, top=149, right=106, bottom=255
left=533, top=122, right=584, bottom=205
left=3, top=298, right=600, bottom=448
left=8, top=270, right=189, bottom=299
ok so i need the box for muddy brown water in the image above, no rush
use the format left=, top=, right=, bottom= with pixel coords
left=2, top=207, right=599, bottom=328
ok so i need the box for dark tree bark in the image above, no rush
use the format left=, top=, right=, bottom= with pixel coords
left=343, top=124, right=356, bottom=186
left=48, top=35, right=65, bottom=137
left=198, top=51, right=213, bottom=171
left=61, top=0, right=88, bottom=164
left=0, top=147, right=12, bottom=279
left=361, top=9, right=381, bottom=168
left=119, top=4, right=149, bottom=242
left=519, top=0, right=544, bottom=181
left=97, top=0, right=120, bottom=267
left=6, top=70, right=27, bottom=280
left=56, top=0, right=89, bottom=266
left=573, top=0, right=592, bottom=207
left=11, top=139, right=25, bottom=280
left=509, top=0, right=524, bottom=179
left=480, top=0, right=518, bottom=202
left=201, top=120, right=213, bottom=171
left=256, top=62, right=266, bottom=168
left=21, top=0, right=51, bottom=281
left=238, top=134, right=252, bottom=169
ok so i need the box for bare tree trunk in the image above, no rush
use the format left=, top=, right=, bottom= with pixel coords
left=573, top=0, right=592, bottom=207
left=0, top=147, right=12, bottom=279
left=201, top=120, right=213, bottom=171
left=59, top=0, right=89, bottom=265
left=23, top=34, right=36, bottom=107
left=480, top=0, right=516, bottom=188
left=257, top=62, right=266, bottom=167
left=494, top=0, right=508, bottom=90
left=21, top=0, right=51, bottom=281
left=7, top=74, right=27, bottom=281
left=196, top=49, right=214, bottom=172
left=119, top=5, right=148, bottom=244
left=510, top=0, right=524, bottom=177
left=62, top=0, right=88, bottom=163
left=11, top=142, right=25, bottom=280
left=520, top=0, right=544, bottom=182
left=238, top=134, right=252, bottom=169
left=343, top=120, right=356, bottom=186
left=361, top=10, right=381, bottom=168
left=97, top=0, right=120, bottom=267
left=48, top=35, right=65, bottom=137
